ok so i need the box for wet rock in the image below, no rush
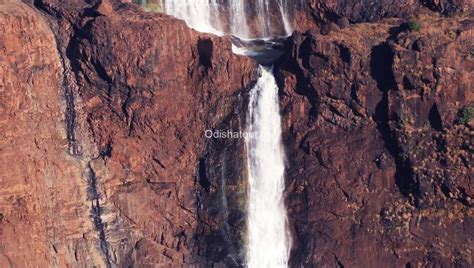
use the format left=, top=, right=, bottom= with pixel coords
left=336, top=17, right=350, bottom=29
left=412, top=38, right=425, bottom=52
left=320, top=22, right=339, bottom=35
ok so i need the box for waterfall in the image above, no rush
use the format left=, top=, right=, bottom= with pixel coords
left=157, top=0, right=299, bottom=38
left=278, top=0, right=293, bottom=36
left=146, top=1, right=293, bottom=266
left=245, top=66, right=290, bottom=267
left=159, top=0, right=224, bottom=36
left=230, top=1, right=249, bottom=39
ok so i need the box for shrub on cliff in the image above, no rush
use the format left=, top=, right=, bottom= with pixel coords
left=133, top=0, right=162, bottom=12
left=408, top=21, right=421, bottom=32
left=457, top=105, right=474, bottom=124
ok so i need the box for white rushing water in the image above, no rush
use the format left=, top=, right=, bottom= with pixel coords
left=159, top=0, right=296, bottom=38
left=245, top=66, right=290, bottom=267
left=159, top=0, right=224, bottom=36
left=145, top=1, right=293, bottom=266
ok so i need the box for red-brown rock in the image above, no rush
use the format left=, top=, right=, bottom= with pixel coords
left=1, top=0, right=256, bottom=266
left=1, top=0, right=473, bottom=267
left=276, top=13, right=473, bottom=267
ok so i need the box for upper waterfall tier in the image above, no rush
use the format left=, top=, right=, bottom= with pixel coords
left=137, top=0, right=305, bottom=39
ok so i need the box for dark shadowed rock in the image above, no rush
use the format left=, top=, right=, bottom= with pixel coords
left=421, top=0, right=473, bottom=15
left=336, top=17, right=350, bottom=29
left=320, top=22, right=339, bottom=35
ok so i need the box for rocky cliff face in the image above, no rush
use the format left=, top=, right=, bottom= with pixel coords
left=1, top=0, right=255, bottom=266
left=0, top=2, right=90, bottom=266
left=276, top=11, right=473, bottom=268
left=307, top=0, right=472, bottom=23
left=0, top=0, right=472, bottom=267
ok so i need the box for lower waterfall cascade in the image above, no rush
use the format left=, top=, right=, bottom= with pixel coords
left=144, top=1, right=294, bottom=266
left=245, top=66, right=291, bottom=267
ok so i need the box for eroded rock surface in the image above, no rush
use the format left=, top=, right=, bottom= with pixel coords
left=1, top=0, right=255, bottom=266
left=276, top=13, right=473, bottom=267
left=0, top=0, right=472, bottom=267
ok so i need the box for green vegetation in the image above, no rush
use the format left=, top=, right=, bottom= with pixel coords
left=133, top=0, right=162, bottom=12
left=457, top=105, right=474, bottom=124
left=408, top=21, right=421, bottom=32
left=143, top=3, right=162, bottom=12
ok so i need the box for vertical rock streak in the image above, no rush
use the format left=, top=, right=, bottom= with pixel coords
left=245, top=66, right=290, bottom=267
left=86, top=164, right=111, bottom=267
